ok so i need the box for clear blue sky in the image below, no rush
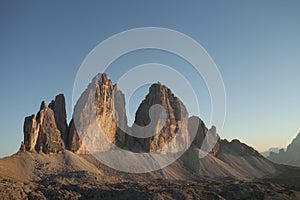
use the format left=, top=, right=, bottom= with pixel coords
left=1, top=0, right=300, bottom=157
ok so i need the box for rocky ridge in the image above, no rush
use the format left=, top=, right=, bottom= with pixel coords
left=5, top=73, right=300, bottom=199
left=19, top=73, right=275, bottom=180
left=20, top=73, right=219, bottom=155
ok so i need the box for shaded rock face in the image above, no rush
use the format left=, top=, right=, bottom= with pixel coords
left=188, top=116, right=220, bottom=155
left=186, top=116, right=262, bottom=157
left=23, top=115, right=39, bottom=151
left=132, top=83, right=189, bottom=152
left=67, top=119, right=87, bottom=154
left=48, top=94, right=68, bottom=146
left=22, top=101, right=65, bottom=154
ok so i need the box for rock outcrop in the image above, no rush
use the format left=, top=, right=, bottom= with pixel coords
left=68, top=73, right=128, bottom=153
left=217, top=139, right=261, bottom=157
left=20, top=72, right=269, bottom=163
left=187, top=116, right=220, bottom=155
left=181, top=116, right=278, bottom=179
left=68, top=74, right=190, bottom=153
left=21, top=100, right=65, bottom=154
left=18, top=72, right=282, bottom=181
left=48, top=94, right=68, bottom=146
left=22, top=114, right=39, bottom=151
left=132, top=83, right=189, bottom=152
left=20, top=73, right=206, bottom=154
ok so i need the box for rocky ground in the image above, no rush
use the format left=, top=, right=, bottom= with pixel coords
left=1, top=173, right=300, bottom=200
left=0, top=150, right=299, bottom=200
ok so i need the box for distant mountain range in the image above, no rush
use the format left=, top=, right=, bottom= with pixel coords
left=260, top=147, right=285, bottom=157
left=1, top=73, right=300, bottom=199
left=267, top=133, right=300, bottom=167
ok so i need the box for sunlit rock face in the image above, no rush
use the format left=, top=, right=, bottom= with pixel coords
left=20, top=73, right=215, bottom=156
left=68, top=73, right=128, bottom=153
left=16, top=72, right=283, bottom=183
left=68, top=73, right=190, bottom=154
left=22, top=101, right=65, bottom=154
left=68, top=73, right=116, bottom=153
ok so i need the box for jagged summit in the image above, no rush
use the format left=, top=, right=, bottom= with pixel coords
left=20, top=95, right=65, bottom=154
left=67, top=72, right=127, bottom=153
left=20, top=73, right=192, bottom=154
left=48, top=93, right=68, bottom=146
left=18, top=73, right=279, bottom=180
left=133, top=81, right=189, bottom=152
left=135, top=81, right=186, bottom=129
left=40, top=101, right=47, bottom=110
left=19, top=73, right=266, bottom=157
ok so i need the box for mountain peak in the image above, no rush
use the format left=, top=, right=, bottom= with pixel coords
left=92, top=73, right=111, bottom=85
left=21, top=95, right=67, bottom=154
left=40, top=101, right=48, bottom=110
left=148, top=82, right=174, bottom=97
left=20, top=73, right=267, bottom=161
left=133, top=82, right=188, bottom=152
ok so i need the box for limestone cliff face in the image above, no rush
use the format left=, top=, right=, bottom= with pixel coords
left=20, top=73, right=219, bottom=156
left=68, top=74, right=190, bottom=153
left=68, top=73, right=128, bottom=153
left=133, top=83, right=189, bottom=152
left=21, top=101, right=65, bottom=154
left=21, top=74, right=220, bottom=155
left=20, top=73, right=217, bottom=155
left=17, top=73, right=280, bottom=182
left=20, top=72, right=265, bottom=164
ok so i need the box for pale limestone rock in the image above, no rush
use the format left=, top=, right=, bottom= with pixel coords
left=21, top=101, right=65, bottom=154
left=69, top=73, right=128, bottom=153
